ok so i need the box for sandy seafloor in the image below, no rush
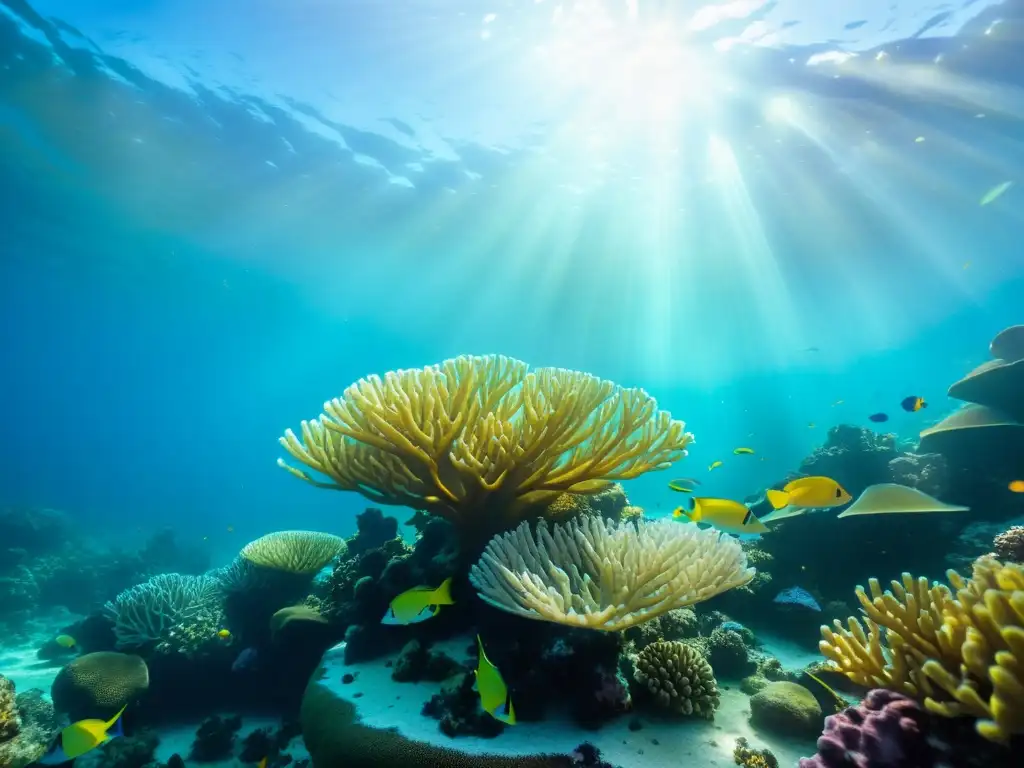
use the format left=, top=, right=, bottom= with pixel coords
left=2, top=611, right=824, bottom=767
left=318, top=633, right=824, bottom=768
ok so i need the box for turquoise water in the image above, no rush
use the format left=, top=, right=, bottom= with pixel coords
left=2, top=2, right=1024, bottom=766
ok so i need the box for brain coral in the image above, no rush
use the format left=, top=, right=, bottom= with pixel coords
left=241, top=530, right=346, bottom=574
left=633, top=640, right=720, bottom=717
left=51, top=652, right=149, bottom=721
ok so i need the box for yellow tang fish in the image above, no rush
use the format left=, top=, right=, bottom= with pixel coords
left=475, top=635, right=515, bottom=725
left=39, top=706, right=126, bottom=763
left=54, top=634, right=77, bottom=649
left=708, top=460, right=723, bottom=471
left=217, top=629, right=231, bottom=639
left=767, top=477, right=852, bottom=510
left=733, top=447, right=755, bottom=455
left=1010, top=480, right=1024, bottom=493
left=381, top=578, right=454, bottom=625
left=673, top=498, right=768, bottom=535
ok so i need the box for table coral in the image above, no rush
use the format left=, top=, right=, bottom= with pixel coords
left=278, top=355, right=692, bottom=543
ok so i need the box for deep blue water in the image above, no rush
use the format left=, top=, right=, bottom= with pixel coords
left=2, top=0, right=1023, bottom=561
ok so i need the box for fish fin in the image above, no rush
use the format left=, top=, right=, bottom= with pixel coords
left=434, top=577, right=454, bottom=605
left=766, top=489, right=789, bottom=509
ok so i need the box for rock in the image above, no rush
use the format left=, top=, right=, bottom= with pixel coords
left=749, top=681, right=822, bottom=737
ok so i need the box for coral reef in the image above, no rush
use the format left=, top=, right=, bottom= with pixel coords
left=622, top=607, right=698, bottom=651
left=0, top=684, right=59, bottom=768
left=278, top=355, right=692, bottom=547
left=734, top=736, right=779, bottom=768
left=77, top=729, right=159, bottom=768
left=799, top=689, right=1016, bottom=767
left=993, top=525, right=1024, bottom=563
left=104, top=573, right=222, bottom=651
left=469, top=515, right=753, bottom=630
left=749, top=681, right=823, bottom=738
left=631, top=640, right=720, bottom=717
left=51, top=651, right=150, bottom=721
left=422, top=671, right=505, bottom=738
left=707, top=628, right=756, bottom=679
left=391, top=639, right=464, bottom=683
left=189, top=714, right=242, bottom=762
left=819, top=557, right=1024, bottom=743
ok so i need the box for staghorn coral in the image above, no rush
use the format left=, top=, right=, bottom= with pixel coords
left=819, top=557, right=1024, bottom=743
left=278, top=355, right=692, bottom=539
left=241, top=531, right=346, bottom=575
left=632, top=640, right=720, bottom=717
left=51, top=652, right=149, bottom=721
left=469, top=515, right=753, bottom=631
left=104, top=573, right=221, bottom=650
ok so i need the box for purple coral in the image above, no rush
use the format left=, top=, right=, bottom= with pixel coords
left=993, top=526, right=1024, bottom=564
left=799, top=689, right=930, bottom=767
left=798, top=689, right=1018, bottom=767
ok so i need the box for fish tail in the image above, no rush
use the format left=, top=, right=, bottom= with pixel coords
left=766, top=489, right=789, bottom=510
left=435, top=577, right=455, bottom=605
left=106, top=705, right=127, bottom=736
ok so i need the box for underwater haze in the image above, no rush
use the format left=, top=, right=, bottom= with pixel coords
left=2, top=1, right=1024, bottom=766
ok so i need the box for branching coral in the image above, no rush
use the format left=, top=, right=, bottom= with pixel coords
left=469, top=516, right=753, bottom=631
left=278, top=355, right=692, bottom=537
left=104, top=573, right=221, bottom=649
left=819, top=557, right=1024, bottom=743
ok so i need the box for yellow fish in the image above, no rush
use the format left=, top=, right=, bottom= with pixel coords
left=1010, top=480, right=1024, bottom=493
left=980, top=180, right=1012, bottom=206
left=41, top=706, right=126, bottom=762
left=708, top=460, right=723, bottom=471
left=381, top=578, right=454, bottom=625
left=673, top=498, right=768, bottom=535
left=767, top=477, right=852, bottom=510
left=733, top=447, right=754, bottom=455
left=216, top=629, right=231, bottom=639
left=54, top=634, right=77, bottom=649
left=258, top=758, right=267, bottom=768
left=475, top=635, right=515, bottom=725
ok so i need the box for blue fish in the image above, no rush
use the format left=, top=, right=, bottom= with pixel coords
left=773, top=586, right=821, bottom=612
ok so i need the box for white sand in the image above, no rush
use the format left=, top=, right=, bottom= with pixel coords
left=320, top=635, right=821, bottom=767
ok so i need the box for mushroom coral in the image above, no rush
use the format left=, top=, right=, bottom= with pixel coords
left=279, top=355, right=692, bottom=541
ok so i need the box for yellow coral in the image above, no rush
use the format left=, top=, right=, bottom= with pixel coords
left=819, top=557, right=1024, bottom=743
left=241, top=530, right=346, bottom=574
left=278, top=355, right=692, bottom=535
